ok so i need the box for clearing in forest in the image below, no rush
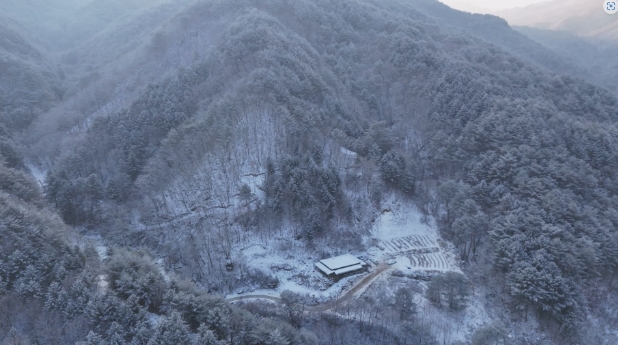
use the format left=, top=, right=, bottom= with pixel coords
left=372, top=201, right=460, bottom=273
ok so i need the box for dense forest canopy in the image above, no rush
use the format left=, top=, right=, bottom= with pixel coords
left=0, top=99, right=319, bottom=345
left=1, top=0, right=618, bottom=343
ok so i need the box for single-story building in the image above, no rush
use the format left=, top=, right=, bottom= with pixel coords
left=315, top=254, right=368, bottom=279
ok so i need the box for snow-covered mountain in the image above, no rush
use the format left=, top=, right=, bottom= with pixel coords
left=496, top=0, right=618, bottom=40
left=2, top=0, right=618, bottom=344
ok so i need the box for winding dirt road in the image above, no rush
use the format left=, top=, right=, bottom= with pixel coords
left=226, top=263, right=390, bottom=312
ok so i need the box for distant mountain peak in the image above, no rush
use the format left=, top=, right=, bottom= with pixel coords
left=495, top=0, right=618, bottom=41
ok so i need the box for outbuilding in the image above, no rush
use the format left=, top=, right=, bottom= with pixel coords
left=315, top=254, right=368, bottom=279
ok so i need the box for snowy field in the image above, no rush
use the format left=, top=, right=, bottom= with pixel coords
left=368, top=197, right=460, bottom=273
left=381, top=234, right=437, bottom=253
left=372, top=203, right=436, bottom=241
left=233, top=194, right=461, bottom=301
left=227, top=236, right=373, bottom=303
left=227, top=192, right=492, bottom=344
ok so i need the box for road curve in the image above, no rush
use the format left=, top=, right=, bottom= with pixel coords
left=226, top=263, right=390, bottom=312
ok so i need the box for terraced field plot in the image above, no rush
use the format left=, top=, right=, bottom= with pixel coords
left=381, top=235, right=437, bottom=253
left=407, top=252, right=456, bottom=271
left=381, top=235, right=458, bottom=272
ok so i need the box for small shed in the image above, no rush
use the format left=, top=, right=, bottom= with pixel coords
left=315, top=254, right=368, bottom=279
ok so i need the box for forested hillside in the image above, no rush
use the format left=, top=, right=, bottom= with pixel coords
left=515, top=26, right=618, bottom=95
left=0, top=16, right=61, bottom=131
left=2, top=0, right=618, bottom=343
left=0, top=117, right=319, bottom=345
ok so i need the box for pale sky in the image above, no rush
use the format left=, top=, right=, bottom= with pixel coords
left=439, top=0, right=551, bottom=13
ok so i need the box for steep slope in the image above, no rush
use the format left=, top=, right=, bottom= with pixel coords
left=0, top=0, right=190, bottom=52
left=427, top=0, right=618, bottom=95
left=0, top=118, right=318, bottom=345
left=22, top=0, right=224, bottom=170
left=2, top=0, right=193, bottom=139
left=0, top=15, right=61, bottom=131
left=9, top=0, right=618, bottom=343
left=516, top=26, right=618, bottom=94
left=407, top=0, right=601, bottom=87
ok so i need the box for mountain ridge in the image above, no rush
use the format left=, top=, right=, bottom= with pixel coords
left=496, top=0, right=618, bottom=41
left=2, top=0, right=618, bottom=343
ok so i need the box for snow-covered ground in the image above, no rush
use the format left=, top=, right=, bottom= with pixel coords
left=372, top=202, right=436, bottom=241
left=82, top=235, right=111, bottom=294
left=102, top=185, right=489, bottom=343
left=367, top=197, right=460, bottom=273
left=131, top=130, right=479, bottom=343
left=239, top=172, right=266, bottom=199
left=82, top=234, right=108, bottom=259
left=232, top=194, right=461, bottom=301
left=84, top=234, right=173, bottom=293
left=227, top=237, right=371, bottom=303
left=358, top=273, right=493, bottom=345
left=419, top=288, right=492, bottom=344
left=26, top=163, right=47, bottom=186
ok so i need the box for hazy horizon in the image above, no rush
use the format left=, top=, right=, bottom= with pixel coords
left=439, top=0, right=551, bottom=13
